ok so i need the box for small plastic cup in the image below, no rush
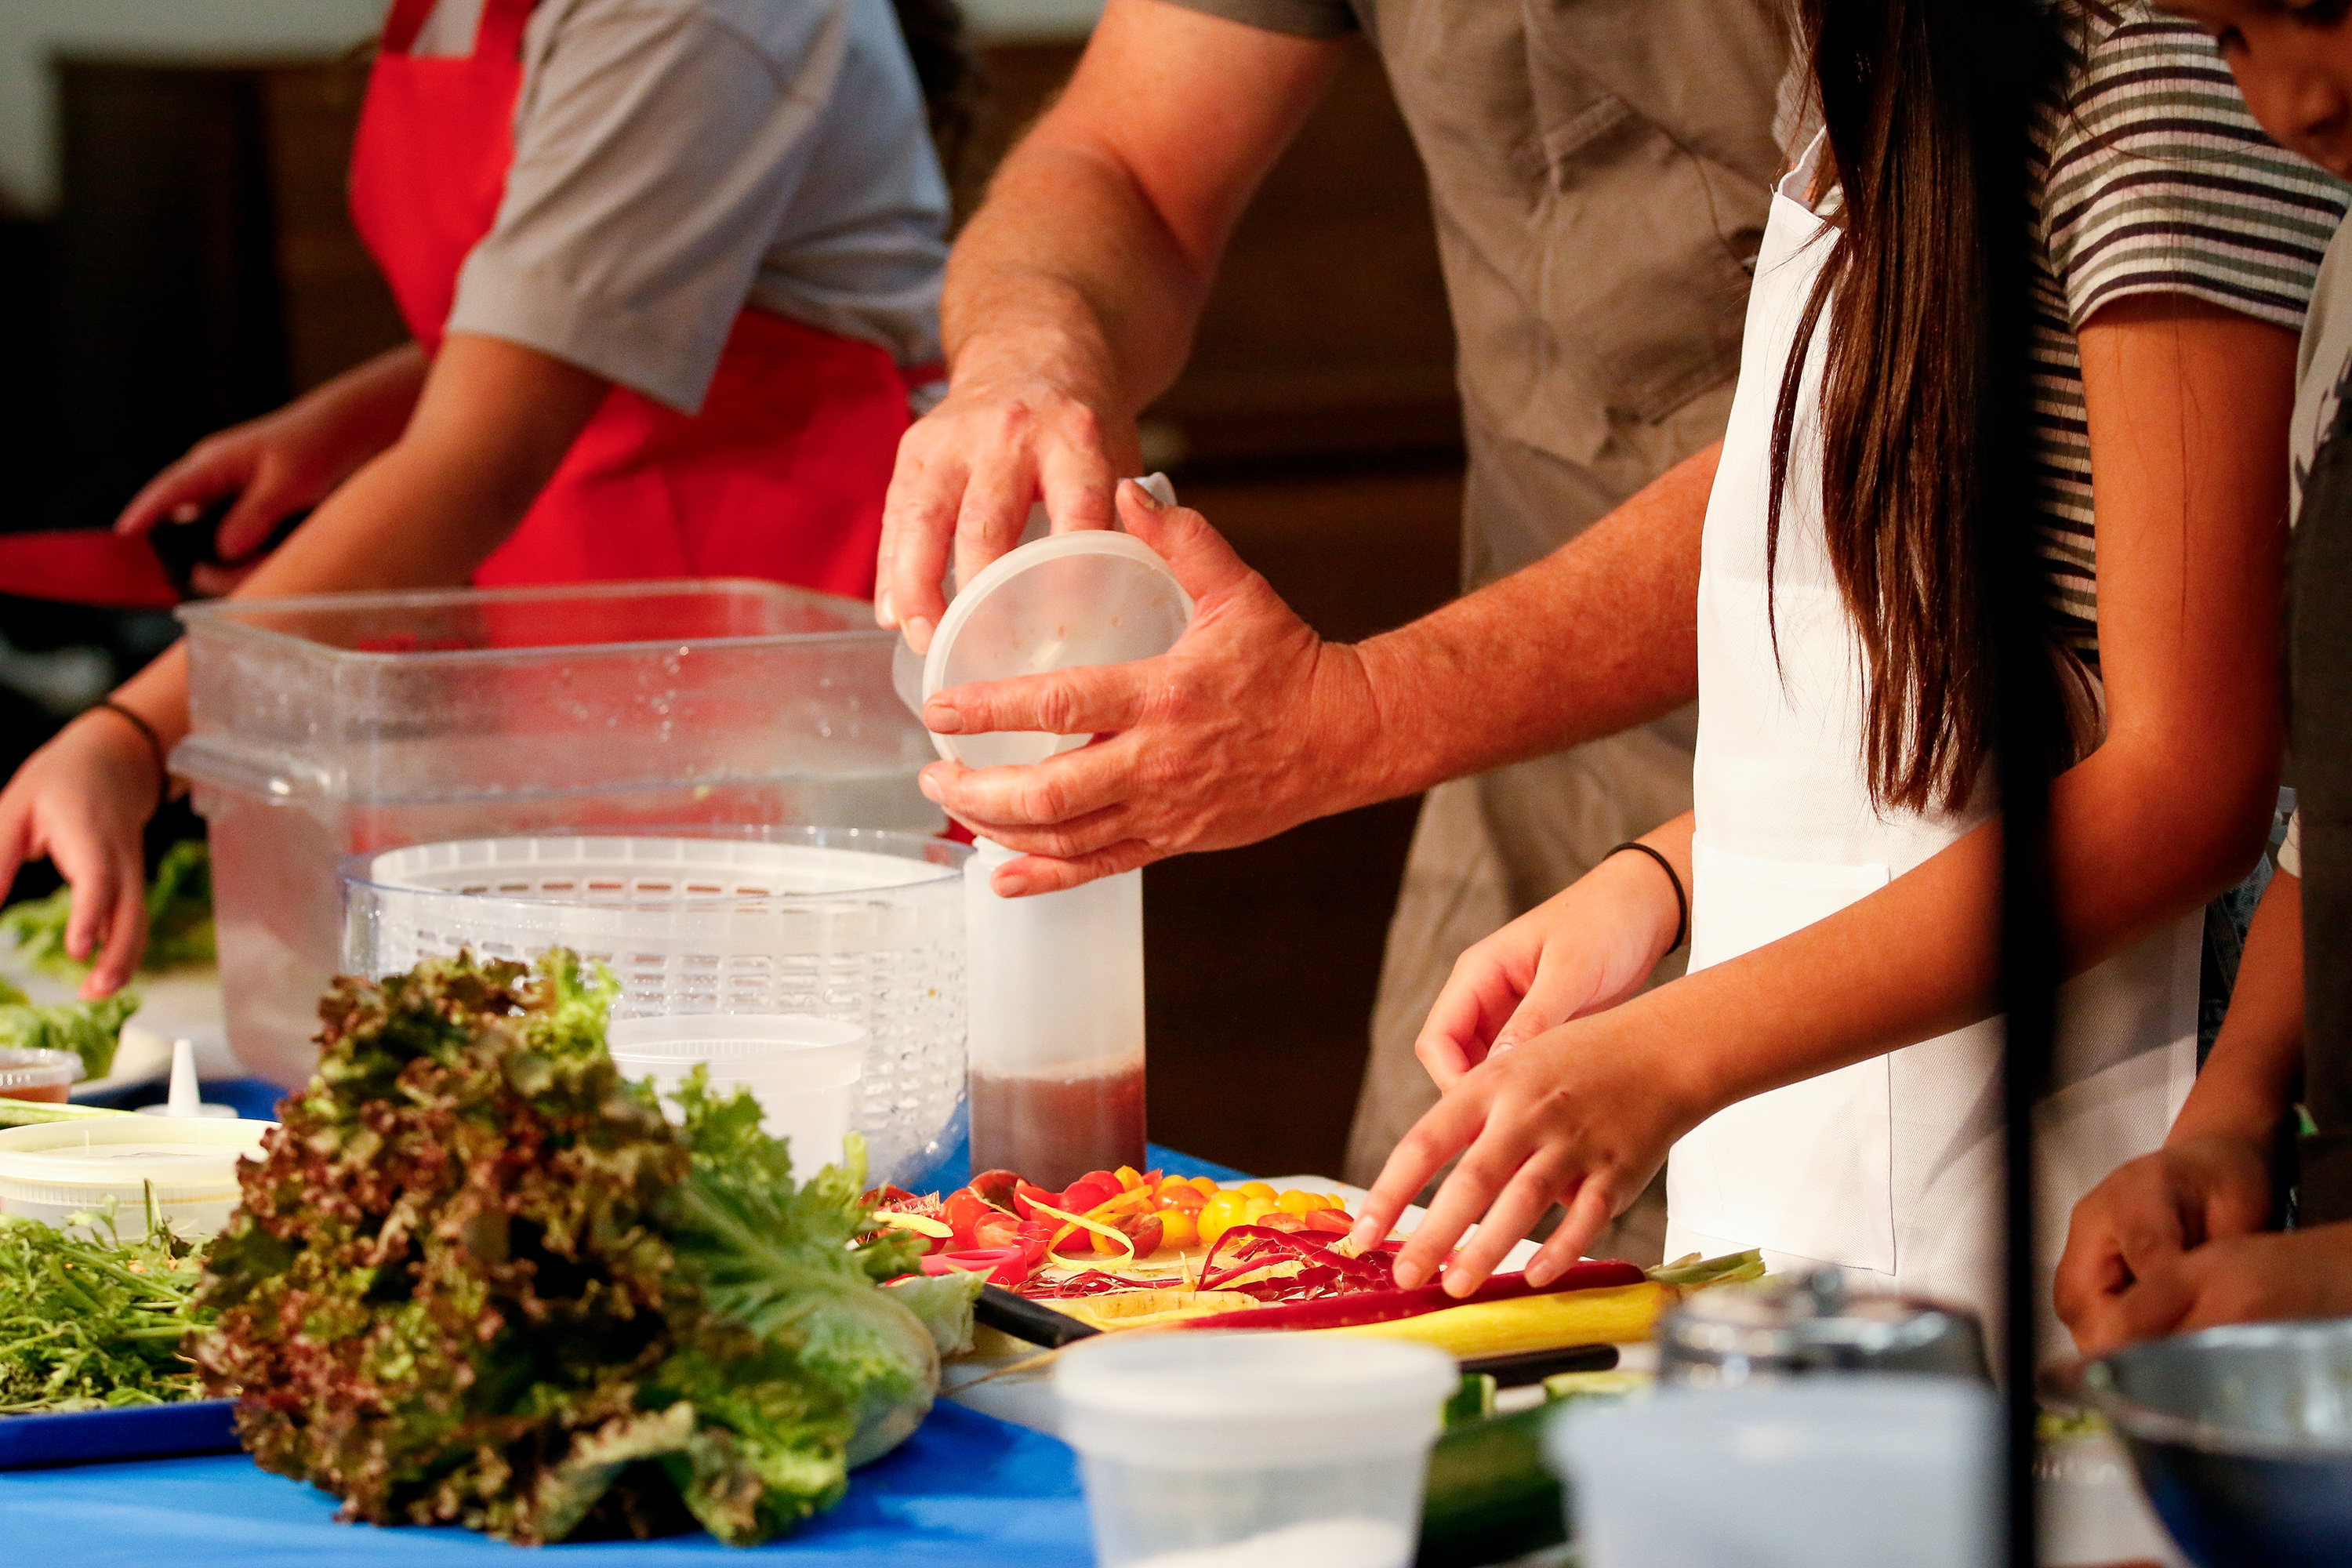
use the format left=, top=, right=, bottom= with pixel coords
left=1547, top=1378, right=1997, bottom=1568
left=1054, top=1331, right=1455, bottom=1568
left=606, top=1014, right=866, bottom=1180
left=0, top=1047, right=82, bottom=1105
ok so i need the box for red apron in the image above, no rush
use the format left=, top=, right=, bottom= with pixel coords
left=347, top=0, right=905, bottom=597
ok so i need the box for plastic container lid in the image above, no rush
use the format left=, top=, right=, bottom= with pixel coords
left=0, top=1047, right=82, bottom=1101
left=1055, top=1331, right=1454, bottom=1468
left=0, top=1117, right=267, bottom=1233
left=914, top=481, right=1195, bottom=770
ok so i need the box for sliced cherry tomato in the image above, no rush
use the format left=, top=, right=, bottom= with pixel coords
left=1155, top=1185, right=1208, bottom=1213
left=1300, top=1208, right=1354, bottom=1236
left=971, top=1210, right=1024, bottom=1251
left=865, top=1184, right=921, bottom=1207
left=1013, top=1181, right=1065, bottom=1222
left=1062, top=1173, right=1125, bottom=1216
left=969, top=1169, right=1025, bottom=1209
left=942, top=1188, right=996, bottom=1250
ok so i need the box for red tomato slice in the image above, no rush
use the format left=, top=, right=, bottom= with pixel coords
left=969, top=1169, right=1024, bottom=1209
left=1122, top=1214, right=1164, bottom=1256
left=971, top=1210, right=1025, bottom=1251
left=1061, top=1174, right=1124, bottom=1215
left=942, top=1189, right=996, bottom=1250
left=1013, top=1181, right=1064, bottom=1222
left=1300, top=1209, right=1354, bottom=1235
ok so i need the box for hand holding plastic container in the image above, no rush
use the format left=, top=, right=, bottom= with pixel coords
left=917, top=478, right=1192, bottom=1189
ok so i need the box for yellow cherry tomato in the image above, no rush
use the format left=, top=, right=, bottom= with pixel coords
left=1189, top=1175, right=1221, bottom=1197
left=1116, top=1165, right=1149, bottom=1191
left=1236, top=1181, right=1277, bottom=1203
left=1276, top=1189, right=1334, bottom=1215
left=1156, top=1207, right=1199, bottom=1248
left=1197, top=1191, right=1250, bottom=1249
left=1240, top=1196, right=1277, bottom=1228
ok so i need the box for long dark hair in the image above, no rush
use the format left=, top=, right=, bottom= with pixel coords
left=890, top=0, right=984, bottom=180
left=1769, top=1, right=2069, bottom=815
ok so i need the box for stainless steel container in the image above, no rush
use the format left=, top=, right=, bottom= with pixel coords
left=2070, top=1316, right=2352, bottom=1568
left=1660, top=1270, right=1990, bottom=1387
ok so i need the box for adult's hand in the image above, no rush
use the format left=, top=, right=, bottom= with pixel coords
left=2056, top=1132, right=2276, bottom=1357
left=878, top=368, right=1133, bottom=653
left=920, top=480, right=1381, bottom=895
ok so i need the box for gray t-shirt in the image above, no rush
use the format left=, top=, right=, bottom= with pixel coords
left=415, top=0, right=948, bottom=413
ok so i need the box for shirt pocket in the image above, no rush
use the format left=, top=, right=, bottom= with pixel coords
left=1513, top=0, right=1773, bottom=425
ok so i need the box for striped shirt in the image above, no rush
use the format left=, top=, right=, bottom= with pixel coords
left=2027, top=4, right=2348, bottom=664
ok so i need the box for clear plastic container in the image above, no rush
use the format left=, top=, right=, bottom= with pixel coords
left=916, top=524, right=1194, bottom=770
left=0, top=1117, right=269, bottom=1238
left=1547, top=1379, right=1997, bottom=1568
left=0, top=1047, right=82, bottom=1104
left=608, top=1014, right=866, bottom=1181
left=343, top=827, right=970, bottom=1186
left=175, top=580, right=940, bottom=1089
left=965, top=836, right=1145, bottom=1190
left=1055, top=1332, right=1454, bottom=1568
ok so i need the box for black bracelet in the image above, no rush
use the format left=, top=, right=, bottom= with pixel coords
left=1608, top=840, right=1688, bottom=953
left=92, top=699, right=169, bottom=814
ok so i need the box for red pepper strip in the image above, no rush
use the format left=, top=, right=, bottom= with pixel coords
left=1196, top=1225, right=1396, bottom=1293
left=919, top=1245, right=1036, bottom=1288
left=1177, top=1258, right=1646, bottom=1333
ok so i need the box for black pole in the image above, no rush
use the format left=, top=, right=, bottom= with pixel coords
left=1962, top=14, right=2067, bottom=1567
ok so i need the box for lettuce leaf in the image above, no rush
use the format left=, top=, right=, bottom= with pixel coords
left=194, top=950, right=964, bottom=1547
left=0, top=989, right=140, bottom=1078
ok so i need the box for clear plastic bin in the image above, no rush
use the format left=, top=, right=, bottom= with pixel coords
left=176, top=581, right=940, bottom=1093
left=343, top=829, right=969, bottom=1186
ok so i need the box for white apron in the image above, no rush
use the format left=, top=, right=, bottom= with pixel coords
left=1661, top=135, right=2198, bottom=1357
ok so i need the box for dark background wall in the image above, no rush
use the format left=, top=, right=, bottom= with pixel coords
left=0, top=38, right=1467, bottom=1179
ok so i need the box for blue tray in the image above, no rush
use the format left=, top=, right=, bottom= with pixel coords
left=0, top=1399, right=239, bottom=1469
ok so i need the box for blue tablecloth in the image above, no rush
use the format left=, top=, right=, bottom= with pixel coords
left=0, top=1125, right=1246, bottom=1562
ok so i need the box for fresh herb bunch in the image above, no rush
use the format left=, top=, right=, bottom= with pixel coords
left=3, top=838, right=215, bottom=978
left=0, top=1201, right=213, bottom=1413
left=194, top=950, right=972, bottom=1547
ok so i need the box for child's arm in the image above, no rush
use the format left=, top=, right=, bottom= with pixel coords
left=1349, top=296, right=2295, bottom=1297
left=0, top=333, right=608, bottom=993
left=2056, top=867, right=2303, bottom=1356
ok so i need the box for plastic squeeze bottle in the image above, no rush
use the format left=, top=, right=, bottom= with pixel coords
left=964, top=836, right=1146, bottom=1189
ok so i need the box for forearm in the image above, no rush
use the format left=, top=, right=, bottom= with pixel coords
left=1637, top=735, right=2273, bottom=1120
left=2172, top=869, right=2303, bottom=1150
left=942, top=0, right=1342, bottom=423
left=289, top=342, right=432, bottom=470
left=1345, top=442, right=1715, bottom=804
left=943, top=147, right=1209, bottom=435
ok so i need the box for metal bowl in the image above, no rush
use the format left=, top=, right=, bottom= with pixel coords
left=2071, top=1317, right=2352, bottom=1568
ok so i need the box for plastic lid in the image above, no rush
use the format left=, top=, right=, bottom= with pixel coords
left=917, top=483, right=1195, bottom=770
left=1054, top=1331, right=1454, bottom=1468
left=607, top=1014, right=866, bottom=1088
left=0, top=1117, right=267, bottom=1207
left=0, top=1048, right=82, bottom=1096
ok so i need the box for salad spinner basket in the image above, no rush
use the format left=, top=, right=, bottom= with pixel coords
left=343, top=828, right=969, bottom=1185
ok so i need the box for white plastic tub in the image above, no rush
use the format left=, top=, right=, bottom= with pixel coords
left=1055, top=1332, right=1454, bottom=1568
left=343, top=828, right=970, bottom=1186
left=608, top=1014, right=866, bottom=1181
left=0, top=1117, right=268, bottom=1239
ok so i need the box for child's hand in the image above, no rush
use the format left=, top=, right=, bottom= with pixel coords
left=2082, top=1221, right=2352, bottom=1354
left=2054, top=1132, right=2275, bottom=1356
left=1347, top=1007, right=1703, bottom=1297
left=1414, top=848, right=1685, bottom=1091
